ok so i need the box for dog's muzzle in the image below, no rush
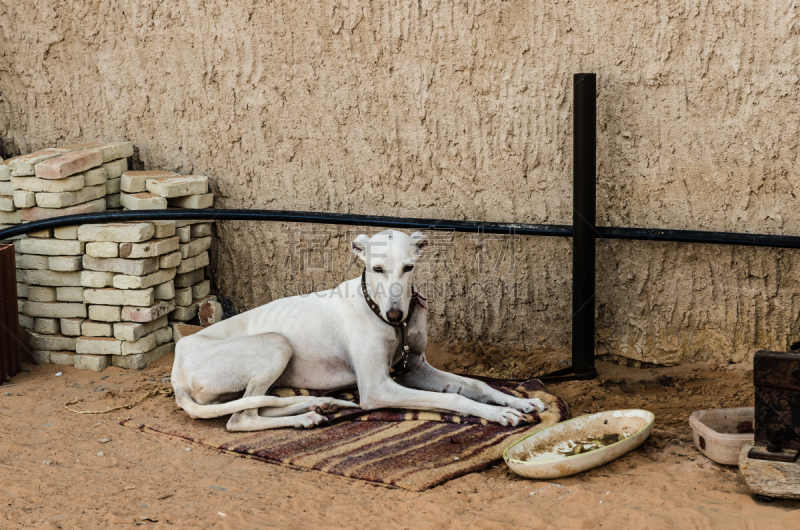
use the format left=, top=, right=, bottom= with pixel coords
left=386, top=309, right=403, bottom=322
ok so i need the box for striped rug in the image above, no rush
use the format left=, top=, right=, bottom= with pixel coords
left=121, top=378, right=568, bottom=491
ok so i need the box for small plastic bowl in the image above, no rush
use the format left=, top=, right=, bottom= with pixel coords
left=503, top=409, right=655, bottom=479
left=688, top=407, right=754, bottom=465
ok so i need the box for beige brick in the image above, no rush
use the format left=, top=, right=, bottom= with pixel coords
left=0, top=195, right=15, bottom=212
left=13, top=190, right=35, bottom=208
left=154, top=326, right=173, bottom=345
left=175, top=287, right=192, bottom=306
left=18, top=299, right=24, bottom=312
left=23, top=270, right=83, bottom=287
left=16, top=253, right=49, bottom=270
left=174, top=268, right=204, bottom=288
left=11, top=173, right=84, bottom=192
left=35, top=150, right=102, bottom=180
left=121, top=192, right=168, bottom=210
left=121, top=170, right=178, bottom=193
left=120, top=236, right=179, bottom=259
left=48, top=256, right=83, bottom=271
left=86, top=241, right=119, bottom=258
left=60, top=318, right=84, bottom=337
left=105, top=177, right=121, bottom=194
left=21, top=198, right=106, bottom=221
left=73, top=354, right=111, bottom=372
left=8, top=149, right=61, bottom=176
left=24, top=301, right=86, bottom=319
left=199, top=301, right=223, bottom=327
left=50, top=351, right=76, bottom=366
left=30, top=350, right=51, bottom=364
left=76, top=336, right=121, bottom=355
left=172, top=323, right=203, bottom=342
left=177, top=251, right=209, bottom=274
left=122, top=300, right=175, bottom=323
left=113, top=315, right=169, bottom=342
left=17, top=270, right=24, bottom=284
left=0, top=210, right=21, bottom=224
left=35, top=184, right=106, bottom=209
left=81, top=320, right=113, bottom=337
left=102, top=158, right=128, bottom=179
left=29, top=332, right=76, bottom=351
left=175, top=219, right=207, bottom=228
left=159, top=250, right=182, bottom=269
left=56, top=286, right=84, bottom=302
left=28, top=228, right=53, bottom=238
left=120, top=331, right=157, bottom=355
left=83, top=167, right=108, bottom=186
left=152, top=220, right=176, bottom=238
left=83, top=254, right=159, bottom=276
left=170, top=304, right=197, bottom=321
left=91, top=142, right=134, bottom=163
left=106, top=193, right=121, bottom=209
left=0, top=180, right=12, bottom=194
left=192, top=279, right=211, bottom=299
left=53, top=225, right=79, bottom=239
left=78, top=222, right=154, bottom=242
left=168, top=193, right=214, bottom=209
left=0, top=161, right=9, bottom=181
left=176, top=225, right=191, bottom=243
left=146, top=175, right=208, bottom=198
left=52, top=142, right=104, bottom=154
left=80, top=270, right=115, bottom=288
left=190, top=223, right=212, bottom=238
left=112, top=267, right=175, bottom=290
left=153, top=280, right=174, bottom=300
left=19, top=315, right=34, bottom=330
left=17, top=282, right=28, bottom=298
left=112, top=342, right=173, bottom=370
left=88, top=305, right=121, bottom=322
left=179, top=236, right=211, bottom=259
left=28, top=286, right=57, bottom=302
left=84, top=288, right=154, bottom=307
left=33, top=317, right=59, bottom=334
left=18, top=238, right=83, bottom=256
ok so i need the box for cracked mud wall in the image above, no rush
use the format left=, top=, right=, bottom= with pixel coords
left=1, top=1, right=799, bottom=364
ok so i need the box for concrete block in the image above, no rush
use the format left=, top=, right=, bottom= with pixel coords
left=73, top=354, right=111, bottom=372
left=190, top=223, right=212, bottom=238
left=192, top=279, right=211, bottom=299
left=152, top=220, right=176, bottom=238
left=83, top=254, right=159, bottom=276
left=86, top=241, right=118, bottom=258
left=34, top=150, right=102, bottom=179
left=23, top=270, right=83, bottom=287
left=81, top=320, right=114, bottom=337
left=102, top=158, right=128, bottom=179
left=167, top=193, right=214, bottom=209
left=30, top=350, right=51, bottom=365
left=35, top=184, right=106, bottom=209
left=21, top=198, right=105, bottom=221
left=122, top=300, right=175, bottom=323
left=80, top=270, right=115, bottom=288
left=174, top=268, right=204, bottom=288
left=177, top=251, right=209, bottom=274
left=121, top=170, right=177, bottom=193
left=91, top=142, right=134, bottom=163
left=121, top=192, right=168, bottom=210
left=16, top=253, right=49, bottom=270
left=53, top=225, right=79, bottom=239
left=153, top=280, right=174, bottom=300
left=199, top=300, right=223, bottom=327
left=48, top=256, right=83, bottom=271
left=17, top=238, right=84, bottom=256
left=76, top=336, right=121, bottom=355
left=176, top=226, right=191, bottom=243
left=112, top=342, right=173, bottom=370
left=112, top=267, right=175, bottom=290
left=33, top=317, right=59, bottom=335
left=50, top=351, right=76, bottom=365
left=82, top=167, right=108, bottom=186
left=28, top=286, right=57, bottom=302
left=78, top=222, right=155, bottom=242
left=28, top=332, right=76, bottom=351
left=114, top=315, right=169, bottom=342
left=159, top=251, right=182, bottom=269
left=88, top=305, right=122, bottom=322
left=11, top=173, right=84, bottom=192
left=172, top=323, right=203, bottom=342
left=56, top=286, right=84, bottom=302
left=179, top=236, right=211, bottom=259
left=146, top=175, right=208, bottom=198
left=175, top=287, right=192, bottom=306
left=60, top=318, right=84, bottom=337
left=105, top=177, right=121, bottom=194
left=8, top=149, right=61, bottom=176
left=119, top=236, right=179, bottom=259
left=13, top=190, right=35, bottom=208
left=84, top=288, right=154, bottom=307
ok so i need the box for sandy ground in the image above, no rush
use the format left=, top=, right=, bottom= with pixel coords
left=2, top=345, right=799, bottom=529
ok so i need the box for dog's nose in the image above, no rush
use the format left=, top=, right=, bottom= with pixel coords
left=386, top=309, right=403, bottom=322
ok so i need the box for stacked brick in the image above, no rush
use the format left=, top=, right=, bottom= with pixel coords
left=4, top=142, right=222, bottom=372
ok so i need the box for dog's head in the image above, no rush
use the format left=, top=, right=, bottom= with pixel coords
left=351, top=230, right=429, bottom=323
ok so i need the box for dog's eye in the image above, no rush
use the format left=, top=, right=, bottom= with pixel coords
left=372, top=266, right=384, bottom=274
left=403, top=265, right=414, bottom=273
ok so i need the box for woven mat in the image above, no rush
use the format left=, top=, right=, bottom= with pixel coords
left=121, top=378, right=568, bottom=491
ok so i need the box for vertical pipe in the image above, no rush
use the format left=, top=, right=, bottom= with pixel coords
left=0, top=244, right=20, bottom=383
left=572, top=73, right=596, bottom=375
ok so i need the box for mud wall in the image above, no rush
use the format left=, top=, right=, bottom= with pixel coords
left=2, top=0, right=799, bottom=365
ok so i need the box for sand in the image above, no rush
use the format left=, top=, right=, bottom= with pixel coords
left=2, top=346, right=799, bottom=528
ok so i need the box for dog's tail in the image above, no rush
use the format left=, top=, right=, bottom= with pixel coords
left=173, top=389, right=317, bottom=419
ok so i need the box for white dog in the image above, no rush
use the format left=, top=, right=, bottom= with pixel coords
left=171, top=230, right=548, bottom=431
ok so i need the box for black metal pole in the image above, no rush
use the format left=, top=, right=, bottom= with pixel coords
left=572, top=73, right=597, bottom=377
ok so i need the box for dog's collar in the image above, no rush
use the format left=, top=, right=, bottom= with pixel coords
left=360, top=269, right=426, bottom=375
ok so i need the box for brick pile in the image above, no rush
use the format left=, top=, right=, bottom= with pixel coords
left=4, top=142, right=223, bottom=372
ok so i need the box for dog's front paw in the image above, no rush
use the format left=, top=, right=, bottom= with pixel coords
left=482, top=406, right=524, bottom=427
left=507, top=397, right=550, bottom=414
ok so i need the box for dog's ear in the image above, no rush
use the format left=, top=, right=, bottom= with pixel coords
left=351, top=234, right=371, bottom=263
left=411, top=232, right=429, bottom=255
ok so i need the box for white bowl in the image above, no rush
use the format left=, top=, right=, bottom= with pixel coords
left=688, top=407, right=754, bottom=465
left=503, top=409, right=655, bottom=479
